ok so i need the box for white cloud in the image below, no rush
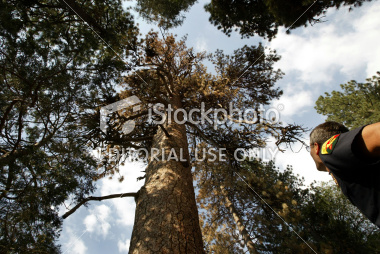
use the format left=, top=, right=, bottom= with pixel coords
left=261, top=131, right=331, bottom=186
left=264, top=136, right=330, bottom=185
left=83, top=204, right=111, bottom=238
left=195, top=37, right=208, bottom=52
left=118, top=239, right=130, bottom=253
left=99, top=162, right=145, bottom=227
left=273, top=88, right=313, bottom=117
left=274, top=146, right=331, bottom=186
left=60, top=162, right=144, bottom=253
left=269, top=1, right=380, bottom=85
left=99, top=162, right=145, bottom=195
left=354, top=3, right=380, bottom=77
left=83, top=214, right=96, bottom=232
left=69, top=238, right=87, bottom=254
left=114, top=198, right=137, bottom=227
left=61, top=228, right=88, bottom=254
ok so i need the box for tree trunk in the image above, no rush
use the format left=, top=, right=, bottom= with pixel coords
left=129, top=96, right=205, bottom=253
left=220, top=186, right=258, bottom=254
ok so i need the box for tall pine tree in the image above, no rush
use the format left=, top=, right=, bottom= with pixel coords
left=90, top=31, right=305, bottom=253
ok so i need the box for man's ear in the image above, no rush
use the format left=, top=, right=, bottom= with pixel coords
left=314, top=142, right=320, bottom=155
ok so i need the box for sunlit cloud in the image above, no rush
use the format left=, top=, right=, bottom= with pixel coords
left=195, top=37, right=208, bottom=52
left=61, top=227, right=88, bottom=254
left=273, top=88, right=313, bottom=118
left=269, top=1, right=380, bottom=85
left=83, top=204, right=111, bottom=238
left=99, top=162, right=145, bottom=226
left=118, top=239, right=131, bottom=253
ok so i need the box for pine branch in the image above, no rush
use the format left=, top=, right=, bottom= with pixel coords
left=58, top=0, right=109, bottom=38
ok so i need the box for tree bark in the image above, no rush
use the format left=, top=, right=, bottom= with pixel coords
left=220, top=186, right=258, bottom=254
left=129, top=96, right=205, bottom=253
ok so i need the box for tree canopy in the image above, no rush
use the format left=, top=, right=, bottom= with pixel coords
left=1, top=1, right=307, bottom=249
left=0, top=0, right=137, bottom=252
left=134, top=0, right=373, bottom=39
left=205, top=0, right=373, bottom=39
left=300, top=181, right=380, bottom=253
left=134, top=0, right=198, bottom=29
left=101, top=31, right=305, bottom=169
left=315, top=72, right=380, bottom=129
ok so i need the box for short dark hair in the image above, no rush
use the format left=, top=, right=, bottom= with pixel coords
left=310, top=121, right=349, bottom=146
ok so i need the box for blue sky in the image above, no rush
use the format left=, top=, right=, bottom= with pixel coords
left=58, top=1, right=380, bottom=253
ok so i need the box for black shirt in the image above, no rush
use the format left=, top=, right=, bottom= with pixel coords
left=320, top=126, right=380, bottom=227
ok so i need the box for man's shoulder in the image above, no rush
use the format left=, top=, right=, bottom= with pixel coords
left=321, top=125, right=380, bottom=171
left=319, top=126, right=367, bottom=172
left=321, top=134, right=340, bottom=155
left=320, top=126, right=364, bottom=157
left=354, top=123, right=380, bottom=160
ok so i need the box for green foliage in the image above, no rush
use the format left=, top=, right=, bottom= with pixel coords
left=135, top=0, right=197, bottom=29
left=300, top=182, right=380, bottom=253
left=195, top=159, right=308, bottom=253
left=204, top=0, right=279, bottom=39
left=205, top=0, right=373, bottom=40
left=0, top=0, right=137, bottom=252
left=131, top=0, right=372, bottom=39
left=315, top=72, right=380, bottom=129
left=196, top=159, right=380, bottom=253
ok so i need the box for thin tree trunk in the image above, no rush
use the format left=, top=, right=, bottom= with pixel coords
left=129, top=96, right=204, bottom=253
left=220, top=186, right=258, bottom=254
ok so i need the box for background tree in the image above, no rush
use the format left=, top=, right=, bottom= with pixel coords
left=197, top=159, right=380, bottom=253
left=0, top=0, right=137, bottom=252
left=315, top=72, right=380, bottom=129
left=196, top=159, right=309, bottom=253
left=300, top=181, right=380, bottom=253
left=204, top=0, right=373, bottom=40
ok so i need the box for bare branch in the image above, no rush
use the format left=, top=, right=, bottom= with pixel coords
left=186, top=121, right=220, bottom=148
left=157, top=70, right=174, bottom=97
left=0, top=99, right=23, bottom=133
left=159, top=124, right=171, bottom=137
left=62, top=192, right=138, bottom=219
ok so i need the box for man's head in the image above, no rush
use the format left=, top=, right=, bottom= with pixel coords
left=309, top=121, right=349, bottom=171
